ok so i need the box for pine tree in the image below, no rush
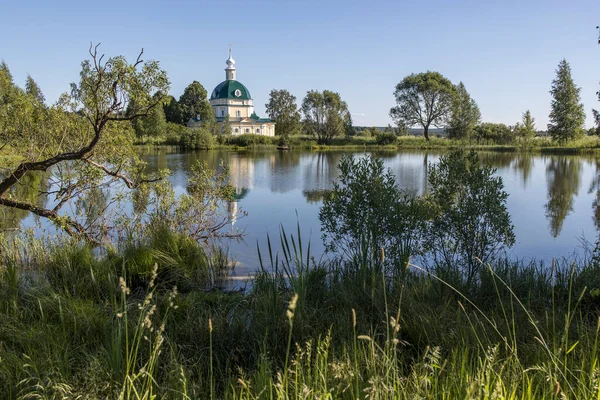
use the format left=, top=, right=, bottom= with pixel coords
left=517, top=110, right=536, bottom=139
left=548, top=59, right=586, bottom=143
left=25, top=75, right=45, bottom=104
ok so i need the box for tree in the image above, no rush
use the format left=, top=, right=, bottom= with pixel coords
left=301, top=90, right=352, bottom=144
left=25, top=74, right=45, bottom=104
left=593, top=109, right=600, bottom=135
left=0, top=46, right=171, bottom=243
left=132, top=94, right=168, bottom=138
left=390, top=71, right=457, bottom=141
left=447, top=82, right=481, bottom=139
left=548, top=59, right=586, bottom=143
left=594, top=27, right=600, bottom=136
left=516, top=110, right=536, bottom=139
left=0, top=47, right=238, bottom=244
left=320, top=155, right=426, bottom=274
left=424, top=150, right=515, bottom=284
left=265, top=89, right=301, bottom=136
left=178, top=81, right=214, bottom=125
left=163, top=95, right=182, bottom=124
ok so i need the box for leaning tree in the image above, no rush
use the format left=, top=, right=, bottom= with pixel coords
left=0, top=45, right=235, bottom=244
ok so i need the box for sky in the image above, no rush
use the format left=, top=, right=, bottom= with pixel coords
left=1, top=0, right=599, bottom=128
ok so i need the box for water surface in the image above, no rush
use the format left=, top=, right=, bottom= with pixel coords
left=141, top=149, right=600, bottom=280
left=9, top=149, right=600, bottom=282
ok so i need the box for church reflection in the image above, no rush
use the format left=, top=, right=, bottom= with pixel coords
left=226, top=155, right=255, bottom=227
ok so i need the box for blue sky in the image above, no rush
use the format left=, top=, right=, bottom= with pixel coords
left=1, top=0, right=599, bottom=128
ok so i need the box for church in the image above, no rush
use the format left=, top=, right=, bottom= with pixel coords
left=188, top=50, right=275, bottom=136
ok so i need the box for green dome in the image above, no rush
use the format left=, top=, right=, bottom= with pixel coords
left=210, top=80, right=252, bottom=100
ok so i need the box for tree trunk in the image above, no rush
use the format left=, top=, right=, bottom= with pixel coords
left=423, top=125, right=430, bottom=141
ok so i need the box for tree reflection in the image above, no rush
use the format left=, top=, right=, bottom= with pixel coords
left=0, top=172, right=48, bottom=232
left=588, top=158, right=600, bottom=231
left=302, top=152, right=343, bottom=192
left=545, top=157, right=581, bottom=237
left=512, top=154, right=534, bottom=186
left=302, top=189, right=332, bottom=204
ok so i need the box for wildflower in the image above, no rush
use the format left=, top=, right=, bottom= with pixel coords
left=149, top=263, right=158, bottom=288
left=287, top=294, right=299, bottom=321
left=119, top=277, right=130, bottom=295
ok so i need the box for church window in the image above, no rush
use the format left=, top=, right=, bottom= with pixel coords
left=256, top=128, right=260, bottom=133
left=234, top=128, right=239, bottom=133
left=236, top=110, right=241, bottom=118
left=221, top=110, right=225, bottom=117
left=245, top=128, right=250, bottom=133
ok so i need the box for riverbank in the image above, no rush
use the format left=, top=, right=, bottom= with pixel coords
left=133, top=134, right=600, bottom=154
left=1, top=229, right=600, bottom=398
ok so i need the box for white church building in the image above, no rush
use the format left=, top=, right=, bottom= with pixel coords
left=188, top=50, right=275, bottom=136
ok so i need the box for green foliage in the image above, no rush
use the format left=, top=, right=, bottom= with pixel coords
left=162, top=95, right=182, bottom=124
left=301, top=90, right=352, bottom=144
left=390, top=71, right=457, bottom=141
left=548, top=59, right=586, bottom=143
left=25, top=74, right=45, bottom=104
left=0, top=46, right=169, bottom=243
left=223, top=134, right=276, bottom=147
left=591, top=110, right=600, bottom=135
left=163, top=121, right=187, bottom=145
left=2, top=230, right=600, bottom=398
left=447, top=82, right=481, bottom=139
left=473, top=122, right=515, bottom=144
left=179, top=126, right=215, bottom=150
left=131, top=93, right=167, bottom=138
left=424, top=150, right=515, bottom=283
left=178, top=81, right=214, bottom=125
left=375, top=131, right=397, bottom=145
left=515, top=110, right=536, bottom=139
left=320, top=155, right=426, bottom=274
left=265, top=89, right=301, bottom=136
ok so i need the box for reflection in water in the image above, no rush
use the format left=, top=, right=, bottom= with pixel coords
left=0, top=172, right=48, bottom=232
left=303, top=189, right=331, bottom=204
left=12, top=149, right=600, bottom=270
left=302, top=152, right=342, bottom=193
left=513, top=154, right=534, bottom=186
left=545, top=157, right=581, bottom=237
left=588, top=158, right=600, bottom=231
left=75, top=186, right=109, bottom=231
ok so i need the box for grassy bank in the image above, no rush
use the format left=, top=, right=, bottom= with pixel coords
left=1, top=227, right=600, bottom=398
left=133, top=133, right=600, bottom=154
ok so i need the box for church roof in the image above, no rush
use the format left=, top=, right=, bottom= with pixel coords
left=250, top=112, right=272, bottom=122
left=210, top=80, right=252, bottom=100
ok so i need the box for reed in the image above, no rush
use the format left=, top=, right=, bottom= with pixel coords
left=2, top=228, right=600, bottom=398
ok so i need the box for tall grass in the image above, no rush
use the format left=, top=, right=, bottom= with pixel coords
left=2, top=227, right=600, bottom=398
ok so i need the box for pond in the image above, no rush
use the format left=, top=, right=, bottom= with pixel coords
left=8, top=149, right=600, bottom=283
left=140, top=149, right=600, bottom=281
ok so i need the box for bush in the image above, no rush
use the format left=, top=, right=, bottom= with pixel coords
left=224, top=134, right=277, bottom=147
left=375, top=131, right=397, bottom=146
left=473, top=123, right=515, bottom=144
left=320, top=155, right=426, bottom=275
left=424, top=150, right=515, bottom=284
left=164, top=122, right=186, bottom=145
left=179, top=127, right=215, bottom=150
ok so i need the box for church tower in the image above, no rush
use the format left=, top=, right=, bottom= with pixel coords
left=225, top=49, right=236, bottom=81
